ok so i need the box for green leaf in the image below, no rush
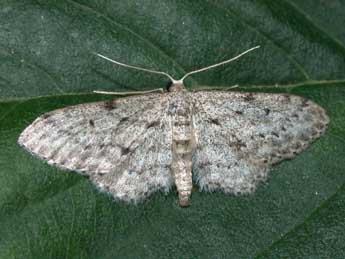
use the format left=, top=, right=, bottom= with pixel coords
left=1, top=1, right=345, bottom=258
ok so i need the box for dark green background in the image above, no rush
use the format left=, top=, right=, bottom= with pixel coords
left=1, top=1, right=344, bottom=258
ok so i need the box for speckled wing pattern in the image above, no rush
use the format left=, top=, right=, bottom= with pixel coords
left=191, top=91, right=329, bottom=194
left=18, top=93, right=174, bottom=203
left=18, top=90, right=329, bottom=205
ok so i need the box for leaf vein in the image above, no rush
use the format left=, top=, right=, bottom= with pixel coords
left=254, top=152, right=345, bottom=257
left=66, top=0, right=197, bottom=84
left=207, top=0, right=311, bottom=80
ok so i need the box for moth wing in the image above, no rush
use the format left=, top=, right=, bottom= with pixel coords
left=18, top=93, right=173, bottom=203
left=191, top=91, right=329, bottom=194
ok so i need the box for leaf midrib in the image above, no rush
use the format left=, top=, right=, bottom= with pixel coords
left=1, top=79, right=344, bottom=103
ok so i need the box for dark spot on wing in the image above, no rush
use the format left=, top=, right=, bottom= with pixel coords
left=243, top=93, right=255, bottom=101
left=104, top=99, right=117, bottom=110
left=210, top=118, right=221, bottom=126
left=59, top=159, right=67, bottom=165
left=271, top=132, right=279, bottom=138
left=89, top=119, right=95, bottom=127
left=301, top=99, right=309, bottom=107
left=283, top=94, right=291, bottom=101
left=199, top=161, right=211, bottom=169
left=121, top=146, right=130, bottom=156
left=236, top=140, right=247, bottom=148
left=118, top=117, right=129, bottom=125
left=168, top=102, right=178, bottom=113
left=280, top=148, right=289, bottom=156
left=235, top=110, right=243, bottom=115
left=292, top=142, right=302, bottom=150
left=146, top=121, right=160, bottom=129
left=272, top=153, right=281, bottom=160
left=264, top=108, right=270, bottom=115
left=95, top=171, right=106, bottom=177
left=175, top=120, right=190, bottom=126
left=300, top=133, right=311, bottom=142
left=38, top=133, right=48, bottom=140
left=259, top=133, right=265, bottom=138
left=120, top=117, right=129, bottom=122
left=230, top=139, right=247, bottom=149
left=42, top=113, right=52, bottom=119
left=315, top=122, right=325, bottom=130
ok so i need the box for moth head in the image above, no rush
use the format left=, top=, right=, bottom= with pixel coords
left=166, top=80, right=186, bottom=92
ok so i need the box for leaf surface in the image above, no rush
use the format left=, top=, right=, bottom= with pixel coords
left=0, top=1, right=345, bottom=258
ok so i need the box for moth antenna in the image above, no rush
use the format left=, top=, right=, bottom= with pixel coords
left=93, top=88, right=164, bottom=95
left=178, top=45, right=260, bottom=83
left=94, top=45, right=260, bottom=87
left=94, top=53, right=178, bottom=84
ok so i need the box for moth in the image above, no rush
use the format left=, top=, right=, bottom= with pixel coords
left=18, top=46, right=329, bottom=207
